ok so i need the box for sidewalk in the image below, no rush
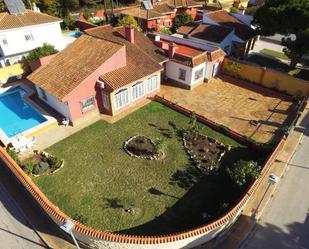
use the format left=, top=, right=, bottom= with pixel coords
left=201, top=104, right=309, bottom=249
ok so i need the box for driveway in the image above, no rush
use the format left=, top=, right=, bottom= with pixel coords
left=159, top=76, right=295, bottom=143
left=0, top=180, right=46, bottom=249
left=240, top=129, right=309, bottom=249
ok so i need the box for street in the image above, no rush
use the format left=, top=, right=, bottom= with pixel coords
left=241, top=130, right=309, bottom=249
left=0, top=179, right=46, bottom=249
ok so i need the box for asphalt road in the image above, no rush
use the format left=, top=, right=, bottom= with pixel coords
left=0, top=181, right=46, bottom=249
left=241, top=132, right=309, bottom=249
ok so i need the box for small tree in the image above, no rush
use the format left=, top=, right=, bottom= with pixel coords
left=227, top=160, right=260, bottom=187
left=117, top=15, right=139, bottom=29
left=160, top=26, right=172, bottom=35
left=172, top=13, right=193, bottom=32
left=229, top=7, right=239, bottom=13
left=26, top=43, right=58, bottom=63
left=254, top=0, right=309, bottom=69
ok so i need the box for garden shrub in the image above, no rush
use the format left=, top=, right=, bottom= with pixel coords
left=227, top=160, right=260, bottom=187
left=26, top=43, right=58, bottom=63
left=7, top=149, right=21, bottom=165
left=33, top=161, right=50, bottom=175
left=160, top=26, right=172, bottom=35
left=23, top=161, right=36, bottom=175
left=171, top=13, right=193, bottom=32
left=117, top=15, right=141, bottom=31
left=47, top=156, right=62, bottom=171
left=230, top=7, right=239, bottom=13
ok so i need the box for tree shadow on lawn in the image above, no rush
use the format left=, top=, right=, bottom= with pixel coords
left=117, top=147, right=268, bottom=236
left=117, top=173, right=242, bottom=236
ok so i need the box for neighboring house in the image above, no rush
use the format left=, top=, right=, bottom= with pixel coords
left=0, top=10, right=65, bottom=67
left=119, top=0, right=202, bottom=31
left=177, top=22, right=235, bottom=54
left=152, top=34, right=225, bottom=89
left=28, top=25, right=166, bottom=124
left=202, top=10, right=257, bottom=57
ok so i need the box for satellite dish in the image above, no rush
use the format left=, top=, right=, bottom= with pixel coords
left=4, top=0, right=26, bottom=14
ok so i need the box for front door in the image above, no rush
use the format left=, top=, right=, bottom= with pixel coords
left=102, top=92, right=110, bottom=111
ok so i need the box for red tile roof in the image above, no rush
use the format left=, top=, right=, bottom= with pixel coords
left=159, top=39, right=225, bottom=66
left=205, top=10, right=256, bottom=41
left=178, top=22, right=233, bottom=43
left=86, top=25, right=164, bottom=91
left=0, top=10, right=61, bottom=30
left=28, top=35, right=123, bottom=99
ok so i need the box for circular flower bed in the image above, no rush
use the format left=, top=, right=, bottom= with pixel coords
left=22, top=150, right=64, bottom=176
left=124, top=135, right=164, bottom=160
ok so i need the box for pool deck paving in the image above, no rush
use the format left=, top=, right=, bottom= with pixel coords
left=158, top=76, right=295, bottom=144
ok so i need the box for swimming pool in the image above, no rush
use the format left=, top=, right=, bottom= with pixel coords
left=68, top=31, right=82, bottom=38
left=0, top=86, right=47, bottom=138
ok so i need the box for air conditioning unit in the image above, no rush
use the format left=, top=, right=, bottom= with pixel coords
left=97, top=80, right=104, bottom=89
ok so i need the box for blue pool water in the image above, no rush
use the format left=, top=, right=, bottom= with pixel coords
left=0, top=87, right=47, bottom=138
left=68, top=31, right=82, bottom=38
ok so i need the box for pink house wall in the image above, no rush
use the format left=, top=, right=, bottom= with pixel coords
left=62, top=46, right=126, bottom=122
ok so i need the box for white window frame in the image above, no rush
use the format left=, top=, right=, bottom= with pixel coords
left=0, top=35, right=8, bottom=46
left=115, top=89, right=129, bottom=110
left=179, top=68, right=186, bottom=81
left=24, top=31, right=34, bottom=42
left=147, top=75, right=158, bottom=93
left=132, top=81, right=144, bottom=100
left=81, top=96, right=95, bottom=113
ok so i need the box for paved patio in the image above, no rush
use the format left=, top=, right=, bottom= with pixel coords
left=158, top=76, right=295, bottom=144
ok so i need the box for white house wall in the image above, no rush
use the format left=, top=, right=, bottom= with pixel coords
left=35, top=85, right=71, bottom=120
left=191, top=62, right=206, bottom=85
left=0, top=22, right=64, bottom=58
left=166, top=61, right=192, bottom=86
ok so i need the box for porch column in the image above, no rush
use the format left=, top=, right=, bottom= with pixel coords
left=245, top=39, right=252, bottom=55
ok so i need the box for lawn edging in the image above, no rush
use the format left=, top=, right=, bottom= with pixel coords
left=154, top=95, right=268, bottom=150
left=0, top=126, right=286, bottom=249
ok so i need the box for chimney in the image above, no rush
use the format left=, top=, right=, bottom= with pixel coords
left=168, top=42, right=177, bottom=59
left=125, top=25, right=135, bottom=44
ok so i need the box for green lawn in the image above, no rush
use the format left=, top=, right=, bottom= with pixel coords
left=34, top=102, right=265, bottom=235
left=260, top=49, right=289, bottom=60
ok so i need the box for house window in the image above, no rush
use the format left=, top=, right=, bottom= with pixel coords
left=194, top=68, right=204, bottom=81
left=132, top=81, right=144, bottom=100
left=147, top=76, right=158, bottom=93
left=179, top=68, right=186, bottom=81
left=81, top=96, right=95, bottom=112
left=39, top=87, right=48, bottom=101
left=115, top=89, right=129, bottom=110
left=24, top=31, right=34, bottom=41
left=0, top=35, right=8, bottom=46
